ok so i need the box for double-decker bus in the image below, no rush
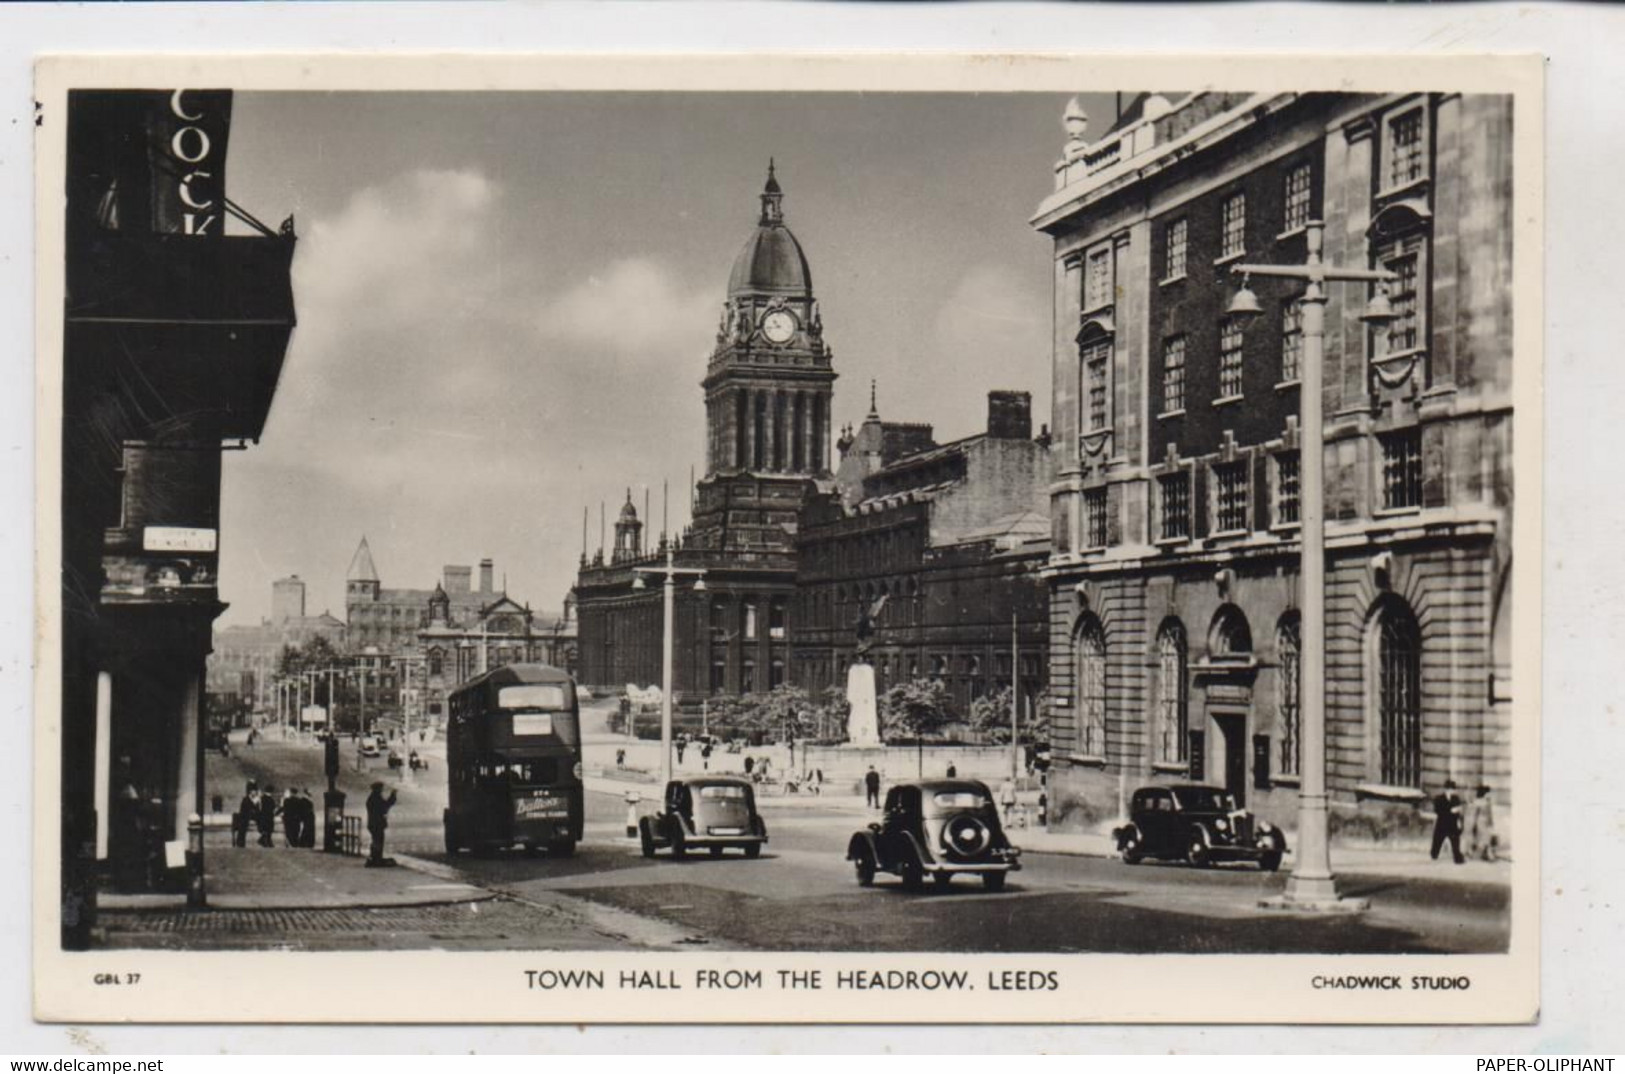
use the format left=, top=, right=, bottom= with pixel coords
left=443, top=664, right=583, bottom=857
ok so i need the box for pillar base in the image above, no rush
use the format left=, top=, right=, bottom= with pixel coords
left=1259, top=873, right=1369, bottom=914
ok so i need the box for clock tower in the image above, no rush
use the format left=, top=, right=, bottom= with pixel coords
left=691, top=163, right=838, bottom=553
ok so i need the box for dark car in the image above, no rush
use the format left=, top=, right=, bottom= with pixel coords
left=639, top=777, right=768, bottom=859
left=1113, top=784, right=1286, bottom=870
left=846, top=780, right=1021, bottom=892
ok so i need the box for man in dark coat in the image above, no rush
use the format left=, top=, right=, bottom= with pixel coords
left=256, top=786, right=279, bottom=847
left=366, top=782, right=398, bottom=865
left=234, top=781, right=258, bottom=848
left=1430, top=779, right=1465, bottom=864
left=299, top=789, right=319, bottom=847
left=864, top=766, right=881, bottom=808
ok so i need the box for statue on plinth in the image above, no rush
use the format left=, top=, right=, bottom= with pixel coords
left=845, top=594, right=888, bottom=747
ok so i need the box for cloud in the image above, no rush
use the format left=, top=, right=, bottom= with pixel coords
left=537, top=256, right=716, bottom=358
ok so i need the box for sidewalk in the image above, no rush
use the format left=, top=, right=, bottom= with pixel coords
left=99, top=828, right=490, bottom=913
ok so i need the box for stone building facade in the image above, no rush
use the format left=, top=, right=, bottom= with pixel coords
left=207, top=575, right=345, bottom=715
left=794, top=390, right=1052, bottom=718
left=1032, top=91, right=1515, bottom=831
left=575, top=167, right=1054, bottom=724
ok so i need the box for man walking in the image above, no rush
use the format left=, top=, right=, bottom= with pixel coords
left=1430, top=779, right=1465, bottom=864
left=256, top=785, right=280, bottom=847
left=365, top=781, right=398, bottom=867
left=864, top=766, right=881, bottom=809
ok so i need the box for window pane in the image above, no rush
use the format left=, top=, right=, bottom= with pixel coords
left=1277, top=617, right=1301, bottom=777
left=1275, top=453, right=1300, bottom=525
left=1381, top=430, right=1423, bottom=510
left=1082, top=488, right=1108, bottom=548
left=1388, top=109, right=1425, bottom=188
left=1165, top=218, right=1187, bottom=279
left=1281, top=300, right=1303, bottom=382
left=1162, top=336, right=1186, bottom=413
left=1221, top=193, right=1246, bottom=258
left=1284, top=164, right=1312, bottom=231
left=1219, top=320, right=1245, bottom=399
left=1159, top=472, right=1190, bottom=540
left=1214, top=462, right=1248, bottom=533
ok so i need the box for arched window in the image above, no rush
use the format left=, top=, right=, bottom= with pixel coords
left=1074, top=615, right=1107, bottom=757
left=1374, top=597, right=1422, bottom=788
left=1210, top=604, right=1253, bottom=657
left=1156, top=619, right=1188, bottom=764
left=1276, top=614, right=1301, bottom=777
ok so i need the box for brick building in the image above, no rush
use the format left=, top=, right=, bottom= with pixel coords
left=59, top=90, right=297, bottom=931
left=794, top=389, right=1052, bottom=718
left=1032, top=91, right=1515, bottom=830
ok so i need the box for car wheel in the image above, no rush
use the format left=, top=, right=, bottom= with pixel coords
left=982, top=871, right=1008, bottom=892
left=549, top=838, right=577, bottom=858
left=854, top=850, right=876, bottom=887
left=933, top=871, right=953, bottom=890
left=1186, top=834, right=1210, bottom=868
left=1120, top=835, right=1143, bottom=865
left=638, top=818, right=656, bottom=859
left=1259, top=850, right=1282, bottom=872
left=744, top=842, right=761, bottom=860
left=710, top=845, right=724, bottom=859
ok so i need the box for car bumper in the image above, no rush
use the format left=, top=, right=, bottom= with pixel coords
left=1204, top=843, right=1279, bottom=862
left=922, top=856, right=1021, bottom=876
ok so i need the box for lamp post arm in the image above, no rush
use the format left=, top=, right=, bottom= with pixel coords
left=1232, top=263, right=1397, bottom=284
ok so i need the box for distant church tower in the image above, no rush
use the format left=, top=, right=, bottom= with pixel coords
left=346, top=536, right=380, bottom=604
left=612, top=491, right=643, bottom=563
left=691, top=163, right=838, bottom=553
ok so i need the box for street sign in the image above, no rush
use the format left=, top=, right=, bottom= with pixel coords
left=143, top=526, right=218, bottom=553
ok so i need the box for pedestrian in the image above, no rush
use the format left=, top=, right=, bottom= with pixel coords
left=1466, top=784, right=1498, bottom=862
left=616, top=747, right=626, bottom=768
left=281, top=788, right=299, bottom=846
left=999, top=779, right=1019, bottom=826
left=1429, top=779, right=1466, bottom=864
left=702, top=742, right=712, bottom=771
left=676, top=741, right=686, bottom=766
left=256, top=785, right=280, bottom=847
left=234, top=781, right=257, bottom=849
left=365, top=781, right=398, bottom=866
left=246, top=727, right=257, bottom=748
left=814, top=768, right=823, bottom=796
left=946, top=762, right=957, bottom=779
left=864, top=765, right=881, bottom=808
left=744, top=755, right=755, bottom=777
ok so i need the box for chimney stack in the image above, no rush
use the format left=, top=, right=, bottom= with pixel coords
left=443, top=565, right=472, bottom=594
left=479, top=558, right=494, bottom=594
left=986, top=390, right=1032, bottom=440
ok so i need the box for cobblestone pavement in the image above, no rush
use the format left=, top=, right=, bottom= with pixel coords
left=98, top=895, right=636, bottom=951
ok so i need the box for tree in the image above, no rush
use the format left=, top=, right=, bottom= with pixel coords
left=813, top=685, right=850, bottom=743
left=879, top=678, right=955, bottom=743
left=971, top=686, right=1054, bottom=745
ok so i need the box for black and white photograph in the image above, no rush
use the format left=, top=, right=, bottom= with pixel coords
left=33, top=53, right=1541, bottom=1024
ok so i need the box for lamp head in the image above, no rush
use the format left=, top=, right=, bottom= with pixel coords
left=1226, top=277, right=1263, bottom=327
left=632, top=575, right=647, bottom=591
left=692, top=577, right=707, bottom=593
left=1361, top=283, right=1397, bottom=326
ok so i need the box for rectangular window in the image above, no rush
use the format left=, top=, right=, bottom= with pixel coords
left=1161, top=336, right=1186, bottom=413
left=743, top=600, right=758, bottom=639
left=1082, top=488, right=1108, bottom=549
left=1158, top=472, right=1191, bottom=541
left=1220, top=192, right=1246, bottom=259
left=1380, top=429, right=1423, bottom=510
left=1164, top=217, right=1187, bottom=280
left=1084, top=246, right=1113, bottom=310
left=1384, top=251, right=1421, bottom=352
left=1082, top=338, right=1110, bottom=431
left=1219, top=320, right=1245, bottom=399
left=1281, top=299, right=1303, bottom=382
left=1283, top=163, right=1312, bottom=232
left=1275, top=453, right=1300, bottom=526
left=1213, top=462, right=1249, bottom=534
left=1386, top=108, right=1426, bottom=189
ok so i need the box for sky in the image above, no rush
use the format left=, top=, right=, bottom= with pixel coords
left=216, top=90, right=1123, bottom=625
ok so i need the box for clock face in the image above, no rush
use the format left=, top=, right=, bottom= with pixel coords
left=761, top=309, right=798, bottom=344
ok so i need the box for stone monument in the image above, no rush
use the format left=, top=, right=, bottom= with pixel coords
left=845, top=597, right=884, bottom=747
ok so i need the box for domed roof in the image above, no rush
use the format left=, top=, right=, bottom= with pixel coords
left=727, top=162, right=813, bottom=299
left=618, top=491, right=639, bottom=522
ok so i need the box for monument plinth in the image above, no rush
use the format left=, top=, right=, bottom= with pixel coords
left=845, top=663, right=881, bottom=747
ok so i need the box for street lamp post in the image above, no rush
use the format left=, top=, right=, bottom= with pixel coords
left=633, top=547, right=706, bottom=786
left=1227, top=220, right=1394, bottom=912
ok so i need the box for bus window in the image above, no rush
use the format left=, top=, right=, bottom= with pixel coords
left=474, top=760, right=558, bottom=784
left=499, top=684, right=570, bottom=710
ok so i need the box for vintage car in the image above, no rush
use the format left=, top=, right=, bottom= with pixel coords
left=846, top=780, right=1022, bottom=891
left=357, top=734, right=382, bottom=758
left=1114, top=784, right=1286, bottom=870
left=639, top=777, right=768, bottom=859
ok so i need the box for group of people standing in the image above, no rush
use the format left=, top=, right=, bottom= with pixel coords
left=234, top=781, right=318, bottom=849
left=1430, top=780, right=1499, bottom=864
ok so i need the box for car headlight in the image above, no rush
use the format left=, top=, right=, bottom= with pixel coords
left=572, top=762, right=583, bottom=780
left=1215, top=817, right=1230, bottom=833
left=1258, top=821, right=1272, bottom=833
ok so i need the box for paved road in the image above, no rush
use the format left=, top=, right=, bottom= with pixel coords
left=201, top=736, right=1509, bottom=954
